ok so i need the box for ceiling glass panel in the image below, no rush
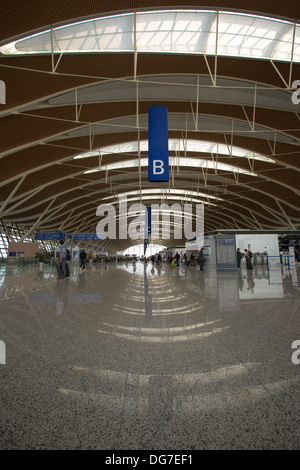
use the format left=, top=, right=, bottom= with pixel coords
left=74, top=139, right=273, bottom=162
left=84, top=156, right=256, bottom=175
left=103, top=188, right=222, bottom=201
left=1, top=10, right=299, bottom=62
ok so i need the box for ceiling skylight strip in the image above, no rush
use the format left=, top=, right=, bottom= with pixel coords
left=74, top=139, right=274, bottom=163
left=1, top=10, right=300, bottom=62
left=84, top=157, right=256, bottom=175
left=102, top=188, right=222, bottom=201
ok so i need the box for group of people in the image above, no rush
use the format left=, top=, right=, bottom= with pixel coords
left=166, top=252, right=181, bottom=266
left=166, top=249, right=205, bottom=271
left=236, top=248, right=253, bottom=269
left=57, top=243, right=253, bottom=278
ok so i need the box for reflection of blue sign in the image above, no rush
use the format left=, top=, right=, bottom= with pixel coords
left=69, top=294, right=102, bottom=302
left=29, top=294, right=102, bottom=303
left=147, top=207, right=151, bottom=235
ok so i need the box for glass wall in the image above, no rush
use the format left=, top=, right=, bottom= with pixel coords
left=0, top=221, right=55, bottom=258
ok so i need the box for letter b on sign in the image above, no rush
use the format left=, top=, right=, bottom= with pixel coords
left=148, top=106, right=169, bottom=182
left=153, top=160, right=164, bottom=175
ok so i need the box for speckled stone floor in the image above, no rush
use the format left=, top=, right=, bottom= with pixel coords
left=0, top=260, right=299, bottom=450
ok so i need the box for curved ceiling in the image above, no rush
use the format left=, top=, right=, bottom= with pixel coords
left=0, top=1, right=300, bottom=252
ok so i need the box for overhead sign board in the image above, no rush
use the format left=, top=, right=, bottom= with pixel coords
left=35, top=232, right=103, bottom=241
left=148, top=106, right=169, bottom=182
left=35, top=233, right=62, bottom=241
left=73, top=233, right=103, bottom=241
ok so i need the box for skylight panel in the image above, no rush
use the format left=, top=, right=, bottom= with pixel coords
left=1, top=9, right=299, bottom=62
left=74, top=139, right=273, bottom=163
left=272, top=25, right=300, bottom=61
left=84, top=156, right=256, bottom=175
left=103, top=188, right=222, bottom=201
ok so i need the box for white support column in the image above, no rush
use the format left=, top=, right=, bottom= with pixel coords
left=20, top=196, right=58, bottom=241
left=0, top=175, right=26, bottom=218
left=58, top=208, right=76, bottom=232
left=196, top=75, right=199, bottom=130
left=289, top=22, right=296, bottom=88
left=138, top=128, right=142, bottom=201
left=136, top=77, right=139, bottom=129
left=75, top=89, right=83, bottom=122
left=270, top=60, right=289, bottom=88
left=89, top=124, right=94, bottom=150
left=53, top=53, right=63, bottom=73
left=134, top=11, right=138, bottom=81
left=203, top=55, right=215, bottom=86
left=51, top=27, right=54, bottom=73
left=275, top=199, right=296, bottom=230
left=3, top=186, right=43, bottom=217
left=250, top=211, right=263, bottom=230
left=214, top=11, right=219, bottom=87
left=242, top=105, right=253, bottom=131
left=252, top=83, right=257, bottom=132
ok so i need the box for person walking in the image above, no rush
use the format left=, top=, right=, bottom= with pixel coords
left=175, top=252, right=180, bottom=266
left=199, top=247, right=205, bottom=271
left=57, top=239, right=67, bottom=279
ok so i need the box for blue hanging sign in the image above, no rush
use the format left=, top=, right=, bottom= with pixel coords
left=73, top=233, right=103, bottom=241
left=35, top=233, right=62, bottom=241
left=148, top=106, right=169, bottom=182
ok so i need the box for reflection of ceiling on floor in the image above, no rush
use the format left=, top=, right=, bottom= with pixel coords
left=1, top=2, right=300, bottom=252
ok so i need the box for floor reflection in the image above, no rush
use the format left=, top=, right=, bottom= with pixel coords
left=0, top=260, right=299, bottom=449
left=0, top=260, right=299, bottom=306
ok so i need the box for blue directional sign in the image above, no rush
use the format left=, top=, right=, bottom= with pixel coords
left=148, top=106, right=169, bottom=182
left=73, top=233, right=103, bottom=241
left=35, top=232, right=103, bottom=241
left=35, top=233, right=62, bottom=241
left=54, top=229, right=65, bottom=237
left=54, top=230, right=72, bottom=239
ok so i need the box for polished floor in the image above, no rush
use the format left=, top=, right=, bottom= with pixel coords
left=0, top=259, right=299, bottom=450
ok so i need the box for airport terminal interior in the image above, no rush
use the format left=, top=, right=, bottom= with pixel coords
left=0, top=0, right=300, bottom=450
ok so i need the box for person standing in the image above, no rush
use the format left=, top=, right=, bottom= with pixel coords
left=175, top=252, right=180, bottom=266
left=80, top=249, right=87, bottom=270
left=57, top=239, right=67, bottom=279
left=199, top=247, right=205, bottom=271
left=244, top=249, right=251, bottom=269
left=236, top=248, right=242, bottom=269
